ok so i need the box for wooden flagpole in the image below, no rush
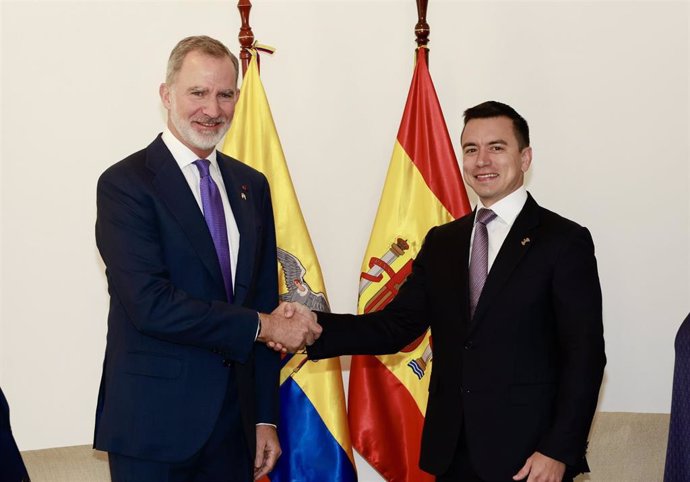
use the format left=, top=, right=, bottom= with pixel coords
left=237, top=0, right=254, bottom=77
left=415, top=0, right=430, bottom=62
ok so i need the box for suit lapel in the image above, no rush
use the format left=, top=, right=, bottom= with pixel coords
left=470, top=194, right=540, bottom=330
left=450, top=215, right=474, bottom=333
left=218, top=154, right=256, bottom=305
left=147, top=136, right=226, bottom=294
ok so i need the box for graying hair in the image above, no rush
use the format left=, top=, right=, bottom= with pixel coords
left=166, top=35, right=239, bottom=86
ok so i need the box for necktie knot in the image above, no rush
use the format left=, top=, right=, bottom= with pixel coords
left=476, top=208, right=497, bottom=226
left=194, top=159, right=212, bottom=178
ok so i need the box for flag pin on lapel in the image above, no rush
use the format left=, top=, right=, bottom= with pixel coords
left=521, top=237, right=531, bottom=246
left=241, top=184, right=248, bottom=201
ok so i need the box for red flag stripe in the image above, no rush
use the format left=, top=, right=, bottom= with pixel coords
left=348, top=355, right=434, bottom=482
left=396, top=49, right=471, bottom=219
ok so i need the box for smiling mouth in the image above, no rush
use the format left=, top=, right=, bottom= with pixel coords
left=475, top=173, right=498, bottom=181
left=194, top=119, right=224, bottom=129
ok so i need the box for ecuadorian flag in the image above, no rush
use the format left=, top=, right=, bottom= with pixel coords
left=222, top=51, right=356, bottom=482
left=350, top=47, right=471, bottom=482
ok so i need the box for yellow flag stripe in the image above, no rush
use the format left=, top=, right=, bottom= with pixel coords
left=358, top=140, right=455, bottom=308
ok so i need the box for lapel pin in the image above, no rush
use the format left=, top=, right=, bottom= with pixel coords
left=241, top=184, right=248, bottom=201
left=521, top=237, right=531, bottom=246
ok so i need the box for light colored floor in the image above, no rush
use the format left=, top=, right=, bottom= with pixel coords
left=21, top=412, right=670, bottom=482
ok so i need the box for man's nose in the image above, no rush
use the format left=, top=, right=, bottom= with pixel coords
left=476, top=148, right=490, bottom=166
left=202, top=97, right=222, bottom=118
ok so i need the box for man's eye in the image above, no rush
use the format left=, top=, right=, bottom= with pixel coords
left=220, top=92, right=235, bottom=99
left=464, top=148, right=477, bottom=154
left=191, top=91, right=203, bottom=97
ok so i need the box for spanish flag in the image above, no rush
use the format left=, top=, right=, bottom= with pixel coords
left=222, top=52, right=356, bottom=482
left=350, top=47, right=471, bottom=482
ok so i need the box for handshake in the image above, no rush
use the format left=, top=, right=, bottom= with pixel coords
left=258, top=302, right=322, bottom=353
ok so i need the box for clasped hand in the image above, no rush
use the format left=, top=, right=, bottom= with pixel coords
left=258, top=302, right=321, bottom=353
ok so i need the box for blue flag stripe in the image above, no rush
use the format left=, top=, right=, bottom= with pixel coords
left=269, top=378, right=357, bottom=482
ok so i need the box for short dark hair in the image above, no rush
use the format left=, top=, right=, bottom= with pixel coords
left=166, top=35, right=239, bottom=87
left=462, top=101, right=530, bottom=150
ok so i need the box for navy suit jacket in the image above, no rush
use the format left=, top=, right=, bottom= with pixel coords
left=309, top=194, right=606, bottom=480
left=0, top=387, right=29, bottom=482
left=94, top=135, right=279, bottom=463
left=664, top=313, right=690, bottom=481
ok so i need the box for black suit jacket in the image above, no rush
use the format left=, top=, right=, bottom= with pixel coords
left=94, top=135, right=279, bottom=463
left=309, top=194, right=605, bottom=480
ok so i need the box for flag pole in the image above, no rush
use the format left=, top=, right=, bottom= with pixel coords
left=415, top=0, right=430, bottom=62
left=237, top=0, right=254, bottom=77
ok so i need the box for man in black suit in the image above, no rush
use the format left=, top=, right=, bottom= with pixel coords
left=94, top=36, right=319, bottom=482
left=284, top=101, right=606, bottom=482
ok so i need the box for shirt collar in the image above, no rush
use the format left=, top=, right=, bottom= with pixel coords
left=475, top=186, right=528, bottom=226
left=161, top=126, right=219, bottom=171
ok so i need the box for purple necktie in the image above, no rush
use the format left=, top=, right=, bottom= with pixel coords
left=194, top=159, right=233, bottom=303
left=469, top=208, right=497, bottom=318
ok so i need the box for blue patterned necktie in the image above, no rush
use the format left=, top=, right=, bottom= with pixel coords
left=194, top=159, right=233, bottom=302
left=469, top=208, right=497, bottom=317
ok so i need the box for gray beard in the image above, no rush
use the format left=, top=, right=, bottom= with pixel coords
left=169, top=100, right=230, bottom=152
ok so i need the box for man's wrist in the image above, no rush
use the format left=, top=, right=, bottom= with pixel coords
left=256, top=422, right=277, bottom=429
left=257, top=312, right=271, bottom=342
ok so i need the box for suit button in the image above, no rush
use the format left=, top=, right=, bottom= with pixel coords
left=464, top=341, right=474, bottom=350
left=222, top=359, right=233, bottom=367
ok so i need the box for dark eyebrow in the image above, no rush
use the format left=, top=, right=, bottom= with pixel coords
left=462, top=139, right=509, bottom=149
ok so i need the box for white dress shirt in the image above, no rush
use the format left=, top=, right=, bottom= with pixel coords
left=161, top=128, right=240, bottom=287
left=469, top=186, right=528, bottom=271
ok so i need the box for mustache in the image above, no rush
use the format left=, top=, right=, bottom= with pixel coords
left=193, top=116, right=227, bottom=125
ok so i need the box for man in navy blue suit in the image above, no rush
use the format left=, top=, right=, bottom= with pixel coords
left=94, top=36, right=320, bottom=482
left=0, top=387, right=29, bottom=482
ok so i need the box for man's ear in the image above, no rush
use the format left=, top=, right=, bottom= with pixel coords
left=159, top=83, right=171, bottom=109
left=520, top=146, right=533, bottom=172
